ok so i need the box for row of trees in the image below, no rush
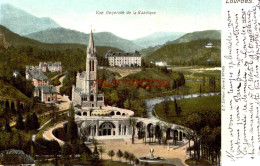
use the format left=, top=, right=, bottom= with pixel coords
left=129, top=118, right=181, bottom=146
left=2, top=111, right=40, bottom=133
left=108, top=149, right=138, bottom=164
left=199, top=74, right=218, bottom=94
left=15, top=112, right=40, bottom=131
left=184, top=109, right=221, bottom=165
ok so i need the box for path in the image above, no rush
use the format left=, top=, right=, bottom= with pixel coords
left=42, top=120, right=67, bottom=145
left=32, top=75, right=71, bottom=142
left=55, top=75, right=71, bottom=111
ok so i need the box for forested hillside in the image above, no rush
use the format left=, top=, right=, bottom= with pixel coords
left=145, top=39, right=221, bottom=66
left=0, top=25, right=122, bottom=77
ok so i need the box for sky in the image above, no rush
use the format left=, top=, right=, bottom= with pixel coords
left=1, top=0, right=221, bottom=40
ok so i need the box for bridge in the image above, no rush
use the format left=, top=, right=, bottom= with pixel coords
left=0, top=96, right=30, bottom=111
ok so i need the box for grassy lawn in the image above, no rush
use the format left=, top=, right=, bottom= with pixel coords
left=153, top=96, right=220, bottom=124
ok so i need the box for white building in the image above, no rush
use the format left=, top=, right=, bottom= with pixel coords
left=12, top=70, right=20, bottom=78
left=205, top=43, right=214, bottom=48
left=105, top=50, right=141, bottom=67
left=152, top=61, right=167, bottom=67
left=39, top=62, right=62, bottom=73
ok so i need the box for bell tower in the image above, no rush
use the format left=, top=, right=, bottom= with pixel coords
left=85, top=30, right=98, bottom=104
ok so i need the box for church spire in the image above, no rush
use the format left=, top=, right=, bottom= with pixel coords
left=87, top=30, right=96, bottom=55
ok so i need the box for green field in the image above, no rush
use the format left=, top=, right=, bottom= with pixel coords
left=153, top=96, right=221, bottom=125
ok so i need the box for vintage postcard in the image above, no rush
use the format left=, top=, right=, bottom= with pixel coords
left=0, top=0, right=256, bottom=166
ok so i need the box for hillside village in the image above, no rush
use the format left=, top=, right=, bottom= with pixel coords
left=0, top=3, right=221, bottom=166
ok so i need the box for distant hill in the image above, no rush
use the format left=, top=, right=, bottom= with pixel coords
left=133, top=32, right=185, bottom=48
left=0, top=25, right=85, bottom=50
left=145, top=39, right=221, bottom=66
left=0, top=25, right=122, bottom=76
left=25, top=28, right=143, bottom=52
left=0, top=3, right=61, bottom=35
left=139, top=45, right=162, bottom=57
left=0, top=25, right=123, bottom=54
left=166, top=30, right=221, bottom=44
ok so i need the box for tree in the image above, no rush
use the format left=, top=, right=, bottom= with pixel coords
left=92, top=139, right=99, bottom=147
left=184, top=128, right=194, bottom=157
left=174, top=99, right=178, bottom=116
left=15, top=113, right=24, bottom=130
left=31, top=112, right=40, bottom=130
left=92, top=145, right=100, bottom=162
left=71, top=142, right=80, bottom=158
left=155, top=122, right=162, bottom=144
left=62, top=143, right=72, bottom=165
left=123, top=151, right=130, bottom=163
left=98, top=146, right=105, bottom=160
left=184, top=113, right=202, bottom=159
left=49, top=140, right=61, bottom=166
left=141, top=59, right=146, bottom=71
left=79, top=143, right=92, bottom=155
left=108, top=150, right=115, bottom=160
left=62, top=143, right=72, bottom=158
left=129, top=153, right=135, bottom=164
left=176, top=106, right=182, bottom=117
left=164, top=102, right=169, bottom=117
left=25, top=113, right=32, bottom=131
left=81, top=153, right=90, bottom=164
left=116, top=149, right=123, bottom=161
left=129, top=118, right=137, bottom=144
left=135, top=158, right=140, bottom=165
left=4, top=120, right=12, bottom=132
left=67, top=105, right=78, bottom=142
left=203, top=74, right=206, bottom=91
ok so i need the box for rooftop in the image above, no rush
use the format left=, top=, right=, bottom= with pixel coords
left=35, top=85, right=58, bottom=94
left=27, top=67, right=48, bottom=80
left=105, top=50, right=141, bottom=57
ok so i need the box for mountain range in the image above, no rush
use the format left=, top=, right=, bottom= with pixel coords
left=0, top=3, right=221, bottom=54
left=0, top=3, right=61, bottom=35
left=133, top=32, right=185, bottom=48
left=25, top=28, right=143, bottom=52
left=166, top=30, right=221, bottom=44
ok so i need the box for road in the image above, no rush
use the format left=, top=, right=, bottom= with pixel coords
left=32, top=75, right=71, bottom=142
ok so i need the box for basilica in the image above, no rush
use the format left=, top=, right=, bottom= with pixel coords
left=72, top=31, right=134, bottom=139
left=71, top=31, right=185, bottom=141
